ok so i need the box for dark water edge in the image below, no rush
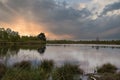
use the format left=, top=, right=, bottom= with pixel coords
left=0, top=40, right=120, bottom=46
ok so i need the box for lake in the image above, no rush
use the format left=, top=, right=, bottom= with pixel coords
left=0, top=44, right=120, bottom=74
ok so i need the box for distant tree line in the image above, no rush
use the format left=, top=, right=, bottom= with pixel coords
left=47, top=40, right=120, bottom=45
left=0, top=28, right=46, bottom=42
left=0, top=27, right=120, bottom=45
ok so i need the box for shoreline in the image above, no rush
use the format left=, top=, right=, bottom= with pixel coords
left=0, top=40, right=120, bottom=45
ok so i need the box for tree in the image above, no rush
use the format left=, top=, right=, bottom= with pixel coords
left=0, top=28, right=20, bottom=41
left=38, top=33, right=46, bottom=41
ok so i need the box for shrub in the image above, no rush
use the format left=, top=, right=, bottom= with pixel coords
left=97, top=63, right=117, bottom=73
left=13, top=61, right=31, bottom=69
left=39, top=60, right=54, bottom=73
left=52, top=63, right=83, bottom=80
left=98, top=73, right=120, bottom=80
left=2, top=66, right=52, bottom=80
left=0, top=63, right=6, bottom=79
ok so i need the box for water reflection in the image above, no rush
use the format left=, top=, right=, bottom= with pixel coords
left=0, top=44, right=120, bottom=74
left=0, top=46, right=19, bottom=56
left=91, top=45, right=120, bottom=50
left=37, top=46, right=46, bottom=54
left=0, top=45, right=46, bottom=56
left=0, top=45, right=46, bottom=65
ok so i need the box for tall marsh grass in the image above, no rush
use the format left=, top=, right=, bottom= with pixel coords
left=0, top=60, right=83, bottom=80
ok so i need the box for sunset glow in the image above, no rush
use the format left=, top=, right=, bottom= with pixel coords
left=0, top=0, right=120, bottom=40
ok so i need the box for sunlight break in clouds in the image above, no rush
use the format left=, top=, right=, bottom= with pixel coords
left=0, top=16, right=73, bottom=40
left=0, top=0, right=120, bottom=40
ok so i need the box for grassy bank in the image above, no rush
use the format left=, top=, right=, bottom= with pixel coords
left=0, top=60, right=83, bottom=80
left=0, top=60, right=120, bottom=80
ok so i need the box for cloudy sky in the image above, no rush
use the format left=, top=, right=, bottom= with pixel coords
left=0, top=0, right=120, bottom=40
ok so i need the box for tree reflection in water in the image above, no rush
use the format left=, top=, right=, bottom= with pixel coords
left=0, top=45, right=46, bottom=66
left=37, top=45, right=46, bottom=54
left=0, top=46, right=20, bottom=56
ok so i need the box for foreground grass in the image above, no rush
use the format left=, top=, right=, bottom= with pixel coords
left=99, top=73, right=120, bottom=80
left=0, top=60, right=83, bottom=80
left=52, top=63, right=83, bottom=80
left=1, top=61, right=120, bottom=80
left=90, top=63, right=120, bottom=80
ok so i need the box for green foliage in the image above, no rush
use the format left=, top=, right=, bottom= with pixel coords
left=20, top=36, right=38, bottom=41
left=0, top=28, right=46, bottom=43
left=47, top=40, right=120, bottom=45
left=52, top=63, right=83, bottom=80
left=0, top=60, right=84, bottom=80
left=2, top=69, right=44, bottom=80
left=0, top=63, right=6, bottom=79
left=97, top=63, right=117, bottom=73
left=0, top=47, right=9, bottom=56
left=0, top=28, right=20, bottom=42
left=39, top=60, right=54, bottom=73
left=98, top=73, right=120, bottom=80
left=13, top=61, right=31, bottom=70
left=37, top=33, right=46, bottom=41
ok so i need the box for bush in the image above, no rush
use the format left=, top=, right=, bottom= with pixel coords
left=52, top=63, right=83, bottom=80
left=1, top=60, right=84, bottom=80
left=98, top=73, right=120, bottom=80
left=39, top=60, right=54, bottom=73
left=97, top=63, right=117, bottom=73
left=2, top=66, right=52, bottom=80
left=0, top=63, right=6, bottom=79
left=13, top=61, right=31, bottom=69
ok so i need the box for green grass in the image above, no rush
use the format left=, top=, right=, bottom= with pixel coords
left=39, top=60, right=54, bottom=73
left=97, top=73, right=120, bottom=80
left=13, top=61, right=31, bottom=70
left=52, top=63, right=83, bottom=80
left=97, top=63, right=117, bottom=74
left=1, top=62, right=120, bottom=80
left=0, top=63, right=6, bottom=79
left=93, top=63, right=120, bottom=80
left=0, top=60, right=83, bottom=80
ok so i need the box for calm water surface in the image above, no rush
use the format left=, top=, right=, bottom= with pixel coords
left=0, top=44, right=120, bottom=73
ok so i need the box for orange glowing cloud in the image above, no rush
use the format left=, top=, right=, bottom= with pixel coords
left=0, top=17, right=73, bottom=40
left=0, top=18, right=46, bottom=36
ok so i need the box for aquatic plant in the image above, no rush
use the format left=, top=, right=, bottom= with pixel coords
left=52, top=63, right=83, bottom=80
left=13, top=61, right=31, bottom=70
left=39, top=60, right=54, bottom=73
left=0, top=63, right=6, bottom=79
left=97, top=63, right=117, bottom=73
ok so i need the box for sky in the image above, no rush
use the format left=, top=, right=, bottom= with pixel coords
left=0, top=0, right=120, bottom=40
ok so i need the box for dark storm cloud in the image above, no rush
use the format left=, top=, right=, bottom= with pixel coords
left=4, top=0, right=91, bottom=36
left=0, top=0, right=120, bottom=39
left=4, top=0, right=91, bottom=20
left=83, top=15, right=120, bottom=39
left=0, top=1, right=15, bottom=22
left=101, top=1, right=120, bottom=15
left=29, top=0, right=91, bottom=23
